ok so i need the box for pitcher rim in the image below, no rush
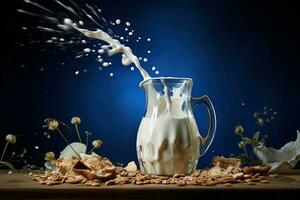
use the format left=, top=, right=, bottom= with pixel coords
left=139, top=77, right=193, bottom=87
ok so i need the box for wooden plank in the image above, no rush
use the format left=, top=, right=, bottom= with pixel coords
left=0, top=171, right=299, bottom=200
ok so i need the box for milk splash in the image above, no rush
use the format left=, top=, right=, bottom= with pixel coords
left=63, top=18, right=149, bottom=80
left=18, top=0, right=153, bottom=76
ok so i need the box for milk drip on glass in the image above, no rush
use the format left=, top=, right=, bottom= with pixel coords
left=64, top=19, right=217, bottom=175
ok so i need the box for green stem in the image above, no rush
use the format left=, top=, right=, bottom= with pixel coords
left=75, top=124, right=82, bottom=143
left=87, top=146, right=96, bottom=155
left=85, top=134, right=89, bottom=153
left=240, top=134, right=249, bottom=156
left=0, top=141, right=9, bottom=161
left=56, top=128, right=81, bottom=158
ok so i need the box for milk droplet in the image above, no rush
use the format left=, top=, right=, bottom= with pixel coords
left=126, top=22, right=130, bottom=26
left=109, top=72, right=114, bottom=77
left=83, top=69, right=87, bottom=72
left=130, top=67, right=135, bottom=71
left=108, top=62, right=112, bottom=65
left=75, top=71, right=79, bottom=75
left=125, top=28, right=128, bottom=31
left=35, top=146, right=39, bottom=150
left=47, top=135, right=51, bottom=139
left=103, top=62, right=109, bottom=67
left=138, top=37, right=141, bottom=40
left=116, top=19, right=121, bottom=24
left=79, top=21, right=84, bottom=25
left=136, top=40, right=139, bottom=42
left=98, top=58, right=103, bottom=62
left=60, top=38, right=65, bottom=41
left=147, top=50, right=151, bottom=54
left=97, top=55, right=101, bottom=58
left=120, top=36, right=124, bottom=40
left=82, top=40, right=87, bottom=44
left=139, top=57, right=142, bottom=60
left=84, top=48, right=91, bottom=53
left=64, top=18, right=73, bottom=25
left=155, top=70, right=159, bottom=75
left=125, top=39, right=129, bottom=42
left=143, top=58, right=148, bottom=62
left=92, top=49, right=96, bottom=52
left=98, top=49, right=105, bottom=54
left=128, top=32, right=133, bottom=36
left=152, top=66, right=156, bottom=71
left=22, top=27, right=27, bottom=30
left=51, top=37, right=57, bottom=40
left=147, top=38, right=151, bottom=42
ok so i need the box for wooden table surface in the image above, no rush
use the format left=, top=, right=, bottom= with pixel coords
left=0, top=171, right=300, bottom=200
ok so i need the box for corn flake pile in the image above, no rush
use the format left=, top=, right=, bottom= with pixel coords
left=32, top=155, right=275, bottom=187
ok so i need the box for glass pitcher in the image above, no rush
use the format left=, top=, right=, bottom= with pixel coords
left=137, top=77, right=216, bottom=175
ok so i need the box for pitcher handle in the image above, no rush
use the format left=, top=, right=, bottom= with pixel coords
left=191, top=95, right=217, bottom=156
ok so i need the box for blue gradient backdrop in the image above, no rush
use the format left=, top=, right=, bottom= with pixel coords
left=1, top=0, right=299, bottom=168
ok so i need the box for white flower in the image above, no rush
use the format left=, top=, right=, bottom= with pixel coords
left=44, top=152, right=55, bottom=161
left=71, top=116, right=81, bottom=125
left=257, top=118, right=264, bottom=126
left=85, top=131, right=91, bottom=136
left=48, top=120, right=59, bottom=130
left=238, top=141, right=245, bottom=149
left=6, top=134, right=16, bottom=144
left=92, top=140, right=103, bottom=150
left=234, top=125, right=244, bottom=135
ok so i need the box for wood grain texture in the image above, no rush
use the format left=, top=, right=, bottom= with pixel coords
left=0, top=171, right=299, bottom=200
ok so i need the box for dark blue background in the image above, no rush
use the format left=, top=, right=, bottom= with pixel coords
left=0, top=0, right=299, bottom=168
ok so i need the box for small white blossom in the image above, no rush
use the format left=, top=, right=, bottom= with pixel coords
left=6, top=134, right=16, bottom=144
left=257, top=118, right=264, bottom=126
left=234, top=125, right=244, bottom=135
left=71, top=116, right=81, bottom=125
left=44, top=152, right=55, bottom=161
left=48, top=120, right=59, bottom=131
left=238, top=141, right=245, bottom=149
left=92, top=140, right=103, bottom=150
left=85, top=131, right=92, bottom=136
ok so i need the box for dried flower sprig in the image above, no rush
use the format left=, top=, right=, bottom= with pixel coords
left=0, top=134, right=19, bottom=170
left=87, top=139, right=103, bottom=154
left=234, top=106, right=277, bottom=166
left=44, top=118, right=81, bottom=158
left=43, top=116, right=103, bottom=160
left=71, top=116, right=82, bottom=143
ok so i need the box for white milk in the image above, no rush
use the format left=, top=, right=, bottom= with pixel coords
left=136, top=78, right=202, bottom=175
left=137, top=116, right=201, bottom=175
